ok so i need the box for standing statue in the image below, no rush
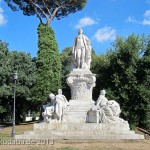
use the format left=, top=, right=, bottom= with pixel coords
left=72, top=28, right=92, bottom=69
left=55, top=89, right=69, bottom=122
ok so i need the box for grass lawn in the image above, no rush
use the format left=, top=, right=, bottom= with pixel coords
left=0, top=122, right=34, bottom=140
left=0, top=122, right=150, bottom=150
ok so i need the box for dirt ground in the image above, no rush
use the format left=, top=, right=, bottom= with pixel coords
left=0, top=139, right=150, bottom=150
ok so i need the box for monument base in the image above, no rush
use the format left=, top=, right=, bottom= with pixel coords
left=15, top=122, right=144, bottom=140
left=63, top=68, right=96, bottom=123
left=64, top=100, right=94, bottom=123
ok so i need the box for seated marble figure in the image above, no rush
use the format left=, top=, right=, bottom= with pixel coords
left=42, top=93, right=56, bottom=123
left=96, top=90, right=127, bottom=124
left=42, top=89, right=69, bottom=123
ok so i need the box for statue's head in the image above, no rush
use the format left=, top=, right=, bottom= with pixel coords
left=58, top=89, right=62, bottom=95
left=49, top=93, right=55, bottom=100
left=78, top=28, right=83, bottom=34
left=100, top=90, right=106, bottom=95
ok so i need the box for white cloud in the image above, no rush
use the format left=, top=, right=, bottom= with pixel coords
left=0, top=7, right=7, bottom=25
left=75, top=17, right=97, bottom=28
left=0, top=7, right=3, bottom=13
left=142, top=19, right=150, bottom=25
left=146, top=0, right=150, bottom=4
left=94, top=27, right=116, bottom=42
left=126, top=16, right=138, bottom=23
left=142, top=10, right=150, bottom=25
left=0, top=14, right=5, bottom=24
left=144, top=10, right=150, bottom=18
left=126, top=10, right=150, bottom=26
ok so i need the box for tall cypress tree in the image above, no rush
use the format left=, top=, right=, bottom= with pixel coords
left=32, top=24, right=61, bottom=103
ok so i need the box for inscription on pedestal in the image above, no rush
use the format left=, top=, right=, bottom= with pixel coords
left=72, top=82, right=87, bottom=100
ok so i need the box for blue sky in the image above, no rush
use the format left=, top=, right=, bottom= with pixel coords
left=0, top=0, right=150, bottom=58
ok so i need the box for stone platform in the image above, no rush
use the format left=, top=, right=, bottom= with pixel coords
left=15, top=122, right=144, bottom=141
left=64, top=100, right=94, bottom=123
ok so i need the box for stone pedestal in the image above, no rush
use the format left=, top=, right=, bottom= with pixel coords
left=87, top=110, right=99, bottom=123
left=65, top=69, right=96, bottom=123
left=67, top=69, right=96, bottom=101
left=64, top=100, right=94, bottom=123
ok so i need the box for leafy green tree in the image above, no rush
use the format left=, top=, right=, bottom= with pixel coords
left=136, top=39, right=150, bottom=129
left=60, top=47, right=72, bottom=99
left=4, top=0, right=88, bottom=26
left=91, top=52, right=112, bottom=100
left=0, top=40, right=10, bottom=122
left=91, top=34, right=150, bottom=129
left=0, top=40, right=36, bottom=123
left=104, top=34, right=150, bottom=129
left=109, top=35, right=140, bottom=117
left=32, top=24, right=62, bottom=104
left=10, top=51, right=36, bottom=123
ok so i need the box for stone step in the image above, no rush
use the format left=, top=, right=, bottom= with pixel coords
left=23, top=130, right=135, bottom=136
left=33, top=123, right=130, bottom=131
left=66, top=111, right=89, bottom=114
left=15, top=122, right=144, bottom=141
left=68, top=100, right=94, bottom=105
left=15, top=133, right=144, bottom=140
left=68, top=105, right=94, bottom=109
left=68, top=108, right=91, bottom=111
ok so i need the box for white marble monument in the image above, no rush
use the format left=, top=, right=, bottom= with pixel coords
left=42, top=89, right=69, bottom=123
left=72, top=28, right=92, bottom=69
left=15, top=29, right=144, bottom=141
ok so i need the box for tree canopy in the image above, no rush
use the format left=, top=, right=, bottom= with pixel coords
left=93, top=34, right=150, bottom=129
left=4, top=0, right=88, bottom=26
left=31, top=24, right=62, bottom=104
left=0, top=40, right=36, bottom=123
